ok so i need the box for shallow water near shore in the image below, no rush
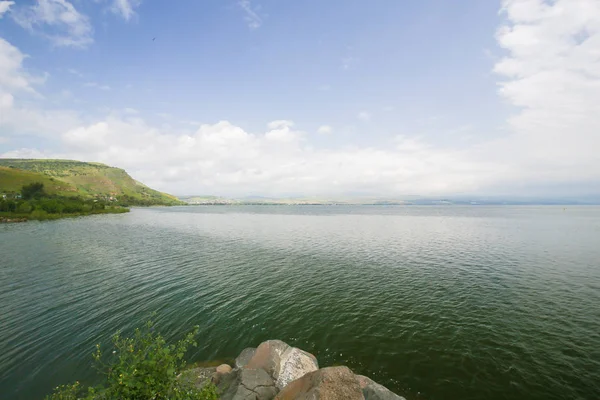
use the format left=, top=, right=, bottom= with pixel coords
left=1, top=205, right=600, bottom=400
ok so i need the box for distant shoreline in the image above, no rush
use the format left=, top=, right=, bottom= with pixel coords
left=178, top=202, right=599, bottom=206
left=0, top=208, right=129, bottom=223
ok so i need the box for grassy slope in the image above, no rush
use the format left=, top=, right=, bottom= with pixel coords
left=0, top=166, right=79, bottom=196
left=0, top=159, right=182, bottom=205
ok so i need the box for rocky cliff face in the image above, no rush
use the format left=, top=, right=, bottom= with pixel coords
left=181, top=339, right=406, bottom=400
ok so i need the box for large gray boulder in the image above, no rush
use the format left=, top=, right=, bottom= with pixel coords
left=219, top=368, right=278, bottom=400
left=355, top=375, right=406, bottom=400
left=275, top=347, right=319, bottom=390
left=236, top=347, right=257, bottom=368
left=275, top=366, right=364, bottom=400
left=245, top=340, right=291, bottom=377
left=244, top=340, right=318, bottom=389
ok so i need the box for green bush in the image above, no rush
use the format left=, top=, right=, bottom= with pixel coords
left=62, top=200, right=84, bottom=213
left=92, top=201, right=106, bottom=211
left=39, top=199, right=64, bottom=214
left=45, top=320, right=218, bottom=400
left=45, top=382, right=82, bottom=400
left=30, top=209, right=50, bottom=220
left=3, top=200, right=17, bottom=212
left=2, top=185, right=131, bottom=221
left=17, top=202, right=33, bottom=213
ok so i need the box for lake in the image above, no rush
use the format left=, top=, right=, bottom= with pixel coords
left=1, top=206, right=599, bottom=400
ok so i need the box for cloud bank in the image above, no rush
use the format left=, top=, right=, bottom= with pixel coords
left=487, top=0, right=600, bottom=190
left=11, top=0, right=93, bottom=48
left=1, top=0, right=599, bottom=197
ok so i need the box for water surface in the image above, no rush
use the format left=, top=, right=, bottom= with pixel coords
left=1, top=206, right=599, bottom=399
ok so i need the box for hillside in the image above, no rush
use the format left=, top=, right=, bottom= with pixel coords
left=0, top=166, right=80, bottom=197
left=0, top=159, right=182, bottom=205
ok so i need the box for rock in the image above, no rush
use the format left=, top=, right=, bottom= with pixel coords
left=236, top=347, right=257, bottom=368
left=245, top=340, right=291, bottom=376
left=217, top=364, right=233, bottom=374
left=275, top=366, right=364, bottom=400
left=275, top=347, right=319, bottom=390
left=212, top=364, right=234, bottom=385
left=0, top=217, right=27, bottom=223
left=218, top=368, right=278, bottom=400
left=356, top=375, right=406, bottom=400
left=244, top=340, right=318, bottom=389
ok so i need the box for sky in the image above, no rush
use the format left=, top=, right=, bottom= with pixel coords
left=0, top=0, right=599, bottom=198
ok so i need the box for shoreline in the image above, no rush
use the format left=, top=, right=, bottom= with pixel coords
left=0, top=208, right=129, bottom=223
left=181, top=339, right=406, bottom=400
left=0, top=216, right=28, bottom=223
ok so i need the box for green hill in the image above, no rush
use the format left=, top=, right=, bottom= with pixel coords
left=0, top=166, right=79, bottom=197
left=0, top=159, right=182, bottom=205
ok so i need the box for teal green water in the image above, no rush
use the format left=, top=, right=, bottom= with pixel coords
left=1, top=206, right=600, bottom=400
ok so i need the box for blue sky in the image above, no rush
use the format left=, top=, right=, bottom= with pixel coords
left=0, top=0, right=599, bottom=197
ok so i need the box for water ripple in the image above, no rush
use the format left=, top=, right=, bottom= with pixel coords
left=1, top=206, right=600, bottom=400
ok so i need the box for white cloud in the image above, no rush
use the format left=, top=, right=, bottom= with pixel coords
left=83, top=82, right=111, bottom=91
left=0, top=105, right=81, bottom=139
left=0, top=1, right=14, bottom=18
left=109, top=0, right=142, bottom=21
left=488, top=0, right=600, bottom=186
left=0, top=38, right=38, bottom=96
left=317, top=125, right=333, bottom=135
left=0, top=37, right=82, bottom=137
left=357, top=111, right=371, bottom=122
left=2, top=116, right=493, bottom=196
left=267, top=120, right=293, bottom=130
left=0, top=92, right=13, bottom=108
left=11, top=0, right=93, bottom=48
left=264, top=120, right=302, bottom=143
left=238, top=0, right=262, bottom=30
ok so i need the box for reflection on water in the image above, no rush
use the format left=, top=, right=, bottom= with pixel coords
left=1, top=206, right=600, bottom=400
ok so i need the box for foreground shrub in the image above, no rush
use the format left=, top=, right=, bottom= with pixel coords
left=46, top=320, right=218, bottom=400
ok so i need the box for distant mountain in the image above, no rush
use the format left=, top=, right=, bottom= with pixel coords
left=0, top=159, right=182, bottom=206
left=179, top=194, right=600, bottom=206
left=179, top=195, right=412, bottom=205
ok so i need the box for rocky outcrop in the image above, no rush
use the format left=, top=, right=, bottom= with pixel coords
left=236, top=348, right=257, bottom=368
left=245, top=340, right=291, bottom=376
left=356, top=375, right=407, bottom=400
left=275, top=347, right=319, bottom=390
left=185, top=340, right=406, bottom=400
left=219, top=368, right=278, bottom=400
left=275, top=366, right=364, bottom=400
left=242, top=340, right=319, bottom=390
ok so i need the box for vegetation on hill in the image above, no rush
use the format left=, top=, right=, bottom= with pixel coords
left=0, top=159, right=182, bottom=206
left=0, top=183, right=129, bottom=221
left=46, top=320, right=217, bottom=400
left=0, top=166, right=79, bottom=197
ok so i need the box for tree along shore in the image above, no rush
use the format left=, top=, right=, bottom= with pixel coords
left=1, top=183, right=129, bottom=222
